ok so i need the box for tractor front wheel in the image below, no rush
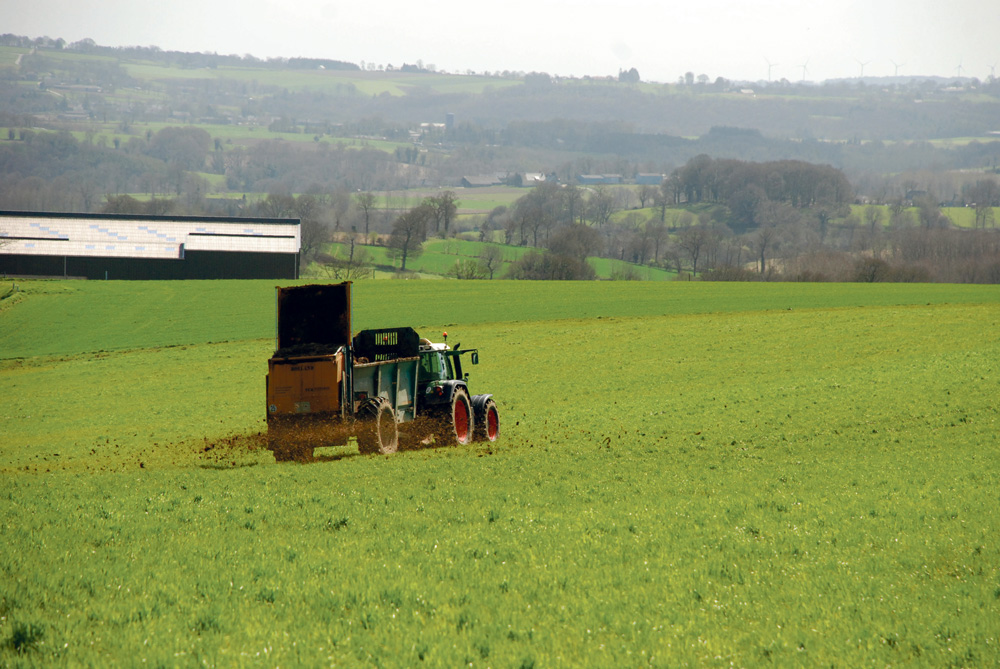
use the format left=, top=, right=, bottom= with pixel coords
left=449, top=388, right=473, bottom=446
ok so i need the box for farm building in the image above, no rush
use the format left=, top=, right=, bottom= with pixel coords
left=0, top=211, right=300, bottom=280
left=460, top=175, right=504, bottom=188
left=635, top=173, right=666, bottom=186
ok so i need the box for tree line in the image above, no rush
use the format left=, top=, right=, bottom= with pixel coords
left=437, top=158, right=999, bottom=283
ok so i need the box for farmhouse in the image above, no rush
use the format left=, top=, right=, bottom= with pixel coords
left=0, top=211, right=300, bottom=280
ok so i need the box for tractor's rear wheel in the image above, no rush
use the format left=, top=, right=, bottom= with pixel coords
left=356, top=398, right=399, bottom=455
left=449, top=388, right=473, bottom=446
left=476, top=399, right=500, bottom=442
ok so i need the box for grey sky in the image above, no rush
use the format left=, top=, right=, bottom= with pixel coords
left=2, top=0, right=997, bottom=83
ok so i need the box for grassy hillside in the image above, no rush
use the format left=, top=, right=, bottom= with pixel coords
left=2, top=279, right=999, bottom=665
left=316, top=239, right=677, bottom=280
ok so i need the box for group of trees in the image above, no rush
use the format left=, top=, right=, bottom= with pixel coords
left=440, top=157, right=1000, bottom=283
left=383, top=192, right=461, bottom=271
left=0, top=124, right=426, bottom=213
left=459, top=158, right=854, bottom=276
left=667, top=155, right=853, bottom=224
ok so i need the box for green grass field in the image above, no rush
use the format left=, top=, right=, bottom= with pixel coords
left=318, top=239, right=676, bottom=280
left=2, top=279, right=999, bottom=665
left=847, top=204, right=999, bottom=229
left=117, top=61, right=520, bottom=98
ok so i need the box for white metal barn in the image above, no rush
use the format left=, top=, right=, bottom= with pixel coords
left=0, top=211, right=301, bottom=279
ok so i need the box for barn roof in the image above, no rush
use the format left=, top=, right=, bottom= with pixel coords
left=0, top=211, right=300, bottom=259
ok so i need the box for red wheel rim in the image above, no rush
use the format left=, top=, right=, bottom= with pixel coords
left=486, top=407, right=499, bottom=440
left=454, top=398, right=469, bottom=442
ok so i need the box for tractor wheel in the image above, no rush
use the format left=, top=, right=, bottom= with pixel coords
left=449, top=388, right=473, bottom=446
left=356, top=398, right=399, bottom=455
left=476, top=399, right=500, bottom=442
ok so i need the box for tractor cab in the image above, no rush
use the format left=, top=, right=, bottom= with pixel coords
left=418, top=337, right=478, bottom=384
left=418, top=342, right=454, bottom=384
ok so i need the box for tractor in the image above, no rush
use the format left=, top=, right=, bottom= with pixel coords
left=265, top=282, right=499, bottom=460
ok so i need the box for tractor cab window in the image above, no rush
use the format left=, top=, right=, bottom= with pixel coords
left=419, top=351, right=453, bottom=382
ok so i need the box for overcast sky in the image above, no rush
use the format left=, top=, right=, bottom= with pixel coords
left=3, top=0, right=997, bottom=83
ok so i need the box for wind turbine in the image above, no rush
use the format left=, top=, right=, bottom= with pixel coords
left=955, top=60, right=964, bottom=78
left=856, top=59, right=870, bottom=79
left=800, top=59, right=809, bottom=82
left=889, top=59, right=905, bottom=77
left=764, top=57, right=778, bottom=81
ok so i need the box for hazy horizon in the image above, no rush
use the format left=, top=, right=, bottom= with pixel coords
left=2, top=0, right=997, bottom=83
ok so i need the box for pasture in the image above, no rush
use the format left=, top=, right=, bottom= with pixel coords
left=318, top=240, right=675, bottom=280
left=1, top=279, right=999, bottom=666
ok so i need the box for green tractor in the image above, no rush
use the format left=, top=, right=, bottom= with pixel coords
left=265, top=282, right=499, bottom=460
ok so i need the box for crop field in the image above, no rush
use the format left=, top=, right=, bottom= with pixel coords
left=1, top=279, right=999, bottom=666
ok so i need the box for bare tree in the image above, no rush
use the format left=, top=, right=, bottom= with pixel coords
left=562, top=184, right=586, bottom=225
left=677, top=224, right=710, bottom=274
left=478, top=245, right=503, bottom=279
left=316, top=247, right=371, bottom=280
left=646, top=219, right=668, bottom=265
left=325, top=190, right=352, bottom=234
left=749, top=225, right=779, bottom=275
left=750, top=200, right=800, bottom=275
left=513, top=182, right=562, bottom=247
left=356, top=191, right=376, bottom=238
left=298, top=218, right=330, bottom=263
left=587, top=186, right=617, bottom=227
left=915, top=195, right=947, bottom=229
left=425, top=190, right=459, bottom=235
left=257, top=191, right=296, bottom=218
left=481, top=206, right=508, bottom=243
left=967, top=179, right=998, bottom=229
left=548, top=224, right=603, bottom=263
left=291, top=194, right=330, bottom=262
left=863, top=205, right=884, bottom=233
left=637, top=184, right=657, bottom=209
left=387, top=204, right=432, bottom=271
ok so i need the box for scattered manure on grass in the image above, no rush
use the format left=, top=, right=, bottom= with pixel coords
left=195, top=431, right=271, bottom=468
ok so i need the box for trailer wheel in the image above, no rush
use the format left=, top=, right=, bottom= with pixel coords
left=357, top=398, right=399, bottom=455
left=450, top=388, right=473, bottom=446
left=477, top=399, right=500, bottom=442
